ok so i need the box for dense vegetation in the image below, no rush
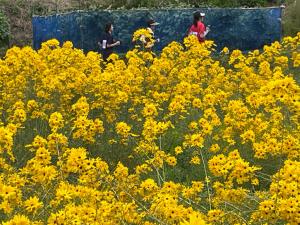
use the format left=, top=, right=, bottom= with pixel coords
left=0, top=31, right=299, bottom=224
left=0, top=10, right=9, bottom=53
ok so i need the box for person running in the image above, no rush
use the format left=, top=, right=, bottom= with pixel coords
left=141, top=19, right=160, bottom=50
left=188, top=12, right=210, bottom=43
left=98, top=23, right=120, bottom=61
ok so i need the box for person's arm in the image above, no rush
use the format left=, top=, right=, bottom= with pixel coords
left=107, top=41, right=120, bottom=48
left=97, top=39, right=102, bottom=47
left=199, top=24, right=210, bottom=38
left=204, top=25, right=210, bottom=36
left=139, top=35, right=146, bottom=44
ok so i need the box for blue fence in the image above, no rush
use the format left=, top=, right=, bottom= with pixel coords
left=32, top=8, right=282, bottom=53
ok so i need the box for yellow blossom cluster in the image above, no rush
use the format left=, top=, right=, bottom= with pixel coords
left=0, top=32, right=299, bottom=224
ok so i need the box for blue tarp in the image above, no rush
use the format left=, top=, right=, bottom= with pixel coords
left=32, top=8, right=282, bottom=52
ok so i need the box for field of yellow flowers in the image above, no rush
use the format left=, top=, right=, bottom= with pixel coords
left=0, top=32, right=299, bottom=225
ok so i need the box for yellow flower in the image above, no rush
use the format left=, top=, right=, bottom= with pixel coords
left=116, top=122, right=131, bottom=137
left=209, top=144, right=220, bottom=153
left=190, top=156, right=201, bottom=165
left=24, top=196, right=43, bottom=213
left=166, top=156, right=177, bottom=166
left=192, top=98, right=202, bottom=109
left=142, top=103, right=158, bottom=117
left=207, top=209, right=225, bottom=223
left=221, top=47, right=230, bottom=54
left=180, top=213, right=208, bottom=225
left=49, top=112, right=64, bottom=132
left=2, top=214, right=31, bottom=225
left=175, top=146, right=183, bottom=155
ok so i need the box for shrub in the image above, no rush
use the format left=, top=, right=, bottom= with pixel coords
left=283, top=0, right=300, bottom=36
left=0, top=10, right=9, bottom=48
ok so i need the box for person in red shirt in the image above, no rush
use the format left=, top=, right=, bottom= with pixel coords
left=188, top=12, right=210, bottom=43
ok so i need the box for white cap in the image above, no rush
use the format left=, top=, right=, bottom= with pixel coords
left=151, top=22, right=160, bottom=26
left=200, top=13, right=206, bottom=17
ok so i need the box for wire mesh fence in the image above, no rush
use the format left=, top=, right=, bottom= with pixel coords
left=32, top=7, right=283, bottom=53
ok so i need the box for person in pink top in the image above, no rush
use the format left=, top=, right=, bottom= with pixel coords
left=188, top=12, right=210, bottom=43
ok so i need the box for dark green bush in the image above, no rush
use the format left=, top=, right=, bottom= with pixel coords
left=283, top=0, right=300, bottom=36
left=0, top=10, right=9, bottom=47
left=0, top=10, right=9, bottom=56
left=109, top=0, right=271, bottom=8
left=79, top=0, right=273, bottom=9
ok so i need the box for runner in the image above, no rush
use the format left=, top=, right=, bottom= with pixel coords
left=99, top=23, right=121, bottom=61
left=141, top=19, right=160, bottom=50
left=188, top=12, right=210, bottom=43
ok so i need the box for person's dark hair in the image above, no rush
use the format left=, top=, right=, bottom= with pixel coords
left=193, top=12, right=201, bottom=27
left=105, top=23, right=112, bottom=33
